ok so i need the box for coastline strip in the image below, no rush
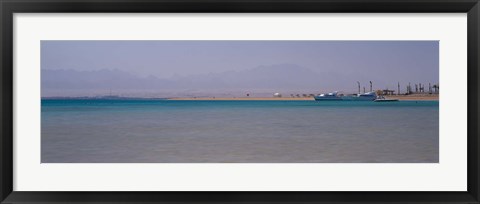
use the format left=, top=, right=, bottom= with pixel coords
left=168, top=95, right=438, bottom=101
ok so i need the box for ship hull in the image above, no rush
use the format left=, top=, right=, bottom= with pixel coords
left=374, top=99, right=399, bottom=102
left=314, top=97, right=343, bottom=101
left=341, top=96, right=376, bottom=101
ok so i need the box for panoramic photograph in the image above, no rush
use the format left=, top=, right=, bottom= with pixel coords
left=41, top=40, right=439, bottom=163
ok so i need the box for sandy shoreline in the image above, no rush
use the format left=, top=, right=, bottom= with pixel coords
left=168, top=94, right=439, bottom=101
left=390, top=95, right=439, bottom=101
left=169, top=97, right=314, bottom=101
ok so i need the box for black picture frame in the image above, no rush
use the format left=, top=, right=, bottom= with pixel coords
left=1, top=0, right=479, bottom=203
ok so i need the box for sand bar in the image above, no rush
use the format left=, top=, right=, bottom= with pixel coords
left=386, top=94, right=438, bottom=101
left=168, top=94, right=438, bottom=101
left=168, top=97, right=314, bottom=101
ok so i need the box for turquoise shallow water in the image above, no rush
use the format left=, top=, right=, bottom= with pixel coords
left=41, top=99, right=439, bottom=163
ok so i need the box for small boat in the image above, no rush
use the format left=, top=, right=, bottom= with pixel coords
left=374, top=96, right=399, bottom=102
left=314, top=92, right=343, bottom=101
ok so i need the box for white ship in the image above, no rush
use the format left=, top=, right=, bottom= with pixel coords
left=341, top=92, right=377, bottom=101
left=374, top=96, right=399, bottom=102
left=314, top=92, right=343, bottom=101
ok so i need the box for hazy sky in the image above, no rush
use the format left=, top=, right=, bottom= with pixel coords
left=41, top=41, right=438, bottom=97
left=42, top=41, right=438, bottom=77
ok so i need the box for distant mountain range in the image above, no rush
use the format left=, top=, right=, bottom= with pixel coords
left=41, top=64, right=374, bottom=97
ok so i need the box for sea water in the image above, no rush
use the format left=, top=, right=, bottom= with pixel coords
left=41, top=99, right=439, bottom=163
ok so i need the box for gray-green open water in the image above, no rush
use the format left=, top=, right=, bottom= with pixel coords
left=41, top=100, right=439, bottom=163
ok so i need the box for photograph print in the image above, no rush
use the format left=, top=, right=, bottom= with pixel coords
left=41, top=40, right=439, bottom=163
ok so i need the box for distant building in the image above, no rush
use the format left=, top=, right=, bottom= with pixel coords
left=273, top=93, right=282, bottom=97
left=382, top=89, right=395, bottom=95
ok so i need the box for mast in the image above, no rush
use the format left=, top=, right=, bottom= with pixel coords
left=397, top=82, right=400, bottom=95
left=357, top=81, right=360, bottom=94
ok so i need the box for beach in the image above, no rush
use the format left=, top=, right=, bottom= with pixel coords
left=389, top=94, right=439, bottom=101
left=168, top=94, right=439, bottom=101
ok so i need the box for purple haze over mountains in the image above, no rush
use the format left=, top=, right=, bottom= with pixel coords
left=41, top=41, right=439, bottom=97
